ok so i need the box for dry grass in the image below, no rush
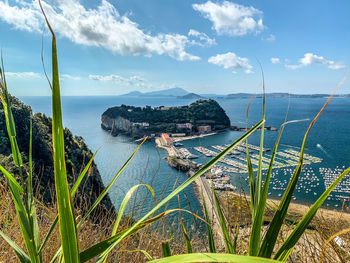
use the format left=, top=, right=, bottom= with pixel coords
left=0, top=179, right=201, bottom=262
left=217, top=190, right=350, bottom=263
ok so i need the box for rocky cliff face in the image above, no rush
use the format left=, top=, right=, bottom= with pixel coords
left=0, top=96, right=115, bottom=216
left=101, top=114, right=136, bottom=136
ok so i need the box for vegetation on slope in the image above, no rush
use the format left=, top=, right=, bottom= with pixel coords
left=103, top=99, right=231, bottom=128
left=0, top=95, right=114, bottom=214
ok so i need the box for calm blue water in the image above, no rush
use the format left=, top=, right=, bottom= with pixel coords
left=19, top=96, right=350, bottom=218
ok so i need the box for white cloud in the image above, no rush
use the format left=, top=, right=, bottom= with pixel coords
left=89, top=74, right=152, bottom=88
left=263, top=34, right=275, bottom=42
left=270, top=57, right=280, bottom=64
left=61, top=74, right=81, bottom=80
left=188, top=29, right=216, bottom=46
left=0, top=0, right=201, bottom=61
left=286, top=53, right=345, bottom=70
left=208, top=52, right=253, bottom=74
left=193, top=1, right=265, bottom=36
left=6, top=72, right=42, bottom=79
left=0, top=1, right=41, bottom=32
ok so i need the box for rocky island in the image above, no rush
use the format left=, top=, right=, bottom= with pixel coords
left=101, top=99, right=231, bottom=137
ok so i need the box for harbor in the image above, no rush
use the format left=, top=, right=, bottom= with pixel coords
left=155, top=131, right=350, bottom=210
left=155, top=132, right=326, bottom=193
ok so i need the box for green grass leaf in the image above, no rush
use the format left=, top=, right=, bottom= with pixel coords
left=71, top=143, right=105, bottom=196
left=83, top=120, right=264, bottom=259
left=80, top=212, right=170, bottom=262
left=202, top=194, right=216, bottom=253
left=246, top=142, right=256, bottom=217
left=0, top=230, right=31, bottom=263
left=0, top=165, right=24, bottom=193
left=249, top=121, right=287, bottom=257
left=78, top=137, right=147, bottom=227
left=162, top=242, right=172, bottom=257
left=98, top=184, right=156, bottom=262
left=38, top=2, right=79, bottom=261
left=275, top=166, right=350, bottom=261
left=181, top=221, right=193, bottom=254
left=212, top=185, right=234, bottom=253
left=259, top=87, right=340, bottom=258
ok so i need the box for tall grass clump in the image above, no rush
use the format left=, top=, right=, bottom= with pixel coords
left=151, top=75, right=350, bottom=262
left=0, top=0, right=349, bottom=262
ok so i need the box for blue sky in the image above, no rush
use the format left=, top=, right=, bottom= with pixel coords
left=0, top=0, right=349, bottom=96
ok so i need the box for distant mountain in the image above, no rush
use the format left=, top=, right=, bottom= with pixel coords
left=144, top=87, right=188, bottom=97
left=177, top=93, right=204, bottom=99
left=120, top=91, right=143, bottom=96
left=120, top=87, right=189, bottom=97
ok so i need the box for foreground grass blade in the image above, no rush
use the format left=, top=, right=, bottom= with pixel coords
left=202, top=195, right=216, bottom=253
left=245, top=94, right=256, bottom=217
left=162, top=242, right=172, bottom=257
left=0, top=230, right=31, bottom=263
left=212, top=185, right=234, bottom=253
left=71, top=142, right=106, bottom=196
left=249, top=120, right=288, bottom=256
left=149, top=253, right=279, bottom=262
left=6, top=177, right=39, bottom=262
left=254, top=69, right=266, bottom=213
left=275, top=167, right=350, bottom=261
left=112, top=184, right=156, bottom=235
left=39, top=216, right=58, bottom=254
left=259, top=84, right=341, bottom=258
left=181, top=221, right=193, bottom=254
left=0, top=165, right=24, bottom=193
left=39, top=2, right=79, bottom=262
left=233, top=224, right=239, bottom=254
left=246, top=143, right=256, bottom=216
left=99, top=184, right=156, bottom=263
left=40, top=144, right=106, bottom=253
left=177, top=195, right=192, bottom=254
left=0, top=57, right=22, bottom=168
left=28, top=120, right=41, bottom=259
left=80, top=212, right=170, bottom=262
left=78, top=137, right=147, bottom=227
left=81, top=120, right=264, bottom=260
left=1, top=58, right=40, bottom=262
left=49, top=138, right=147, bottom=261
left=249, top=68, right=266, bottom=256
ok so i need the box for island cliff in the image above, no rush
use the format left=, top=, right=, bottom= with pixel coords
left=101, top=99, right=231, bottom=137
left=0, top=96, right=114, bottom=215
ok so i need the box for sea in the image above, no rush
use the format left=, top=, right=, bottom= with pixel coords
left=19, top=95, right=350, bottom=228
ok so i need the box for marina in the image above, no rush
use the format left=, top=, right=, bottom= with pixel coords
left=155, top=129, right=348, bottom=209
left=177, top=147, right=198, bottom=159
left=191, top=143, right=323, bottom=174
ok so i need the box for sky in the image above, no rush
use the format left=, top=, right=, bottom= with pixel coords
left=0, top=0, right=349, bottom=96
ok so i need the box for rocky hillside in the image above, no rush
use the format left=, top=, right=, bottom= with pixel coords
left=0, top=96, right=114, bottom=215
